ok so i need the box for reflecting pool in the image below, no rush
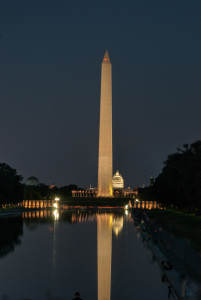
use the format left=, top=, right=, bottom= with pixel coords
left=0, top=210, right=171, bottom=300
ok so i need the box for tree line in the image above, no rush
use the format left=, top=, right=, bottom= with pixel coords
left=139, top=140, right=201, bottom=213
left=0, top=162, right=78, bottom=205
left=0, top=163, right=23, bottom=205
left=23, top=184, right=78, bottom=201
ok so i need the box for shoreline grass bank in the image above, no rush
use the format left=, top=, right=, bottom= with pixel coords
left=146, top=209, right=201, bottom=252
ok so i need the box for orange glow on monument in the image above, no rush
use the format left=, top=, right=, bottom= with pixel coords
left=98, top=50, right=113, bottom=197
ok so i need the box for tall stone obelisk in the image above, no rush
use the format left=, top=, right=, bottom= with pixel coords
left=98, top=50, right=113, bottom=197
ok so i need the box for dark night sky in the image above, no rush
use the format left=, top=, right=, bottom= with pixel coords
left=1, top=0, right=201, bottom=188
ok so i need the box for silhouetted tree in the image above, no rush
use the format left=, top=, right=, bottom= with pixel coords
left=24, top=184, right=49, bottom=200
left=153, top=140, right=201, bottom=212
left=0, top=163, right=23, bottom=204
left=59, top=185, right=78, bottom=198
left=24, top=184, right=79, bottom=200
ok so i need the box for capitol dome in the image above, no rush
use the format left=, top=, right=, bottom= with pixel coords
left=25, top=176, right=40, bottom=186
left=112, top=170, right=124, bottom=189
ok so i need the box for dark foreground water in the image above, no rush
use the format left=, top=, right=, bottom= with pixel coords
left=0, top=209, right=171, bottom=300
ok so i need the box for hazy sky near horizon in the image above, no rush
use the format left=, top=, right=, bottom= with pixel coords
left=1, top=0, right=201, bottom=188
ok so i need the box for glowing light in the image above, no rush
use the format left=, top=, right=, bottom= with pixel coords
left=53, top=203, right=58, bottom=208
left=136, top=199, right=139, bottom=202
left=53, top=209, right=59, bottom=221
left=112, top=216, right=123, bottom=236
left=125, top=205, right=128, bottom=210
left=125, top=210, right=128, bottom=215
left=55, top=197, right=60, bottom=201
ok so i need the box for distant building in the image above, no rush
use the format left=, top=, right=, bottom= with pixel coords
left=72, top=170, right=138, bottom=198
left=49, top=183, right=55, bottom=189
left=72, top=186, right=138, bottom=198
left=112, top=170, right=124, bottom=189
left=72, top=188, right=97, bottom=198
left=25, top=176, right=40, bottom=186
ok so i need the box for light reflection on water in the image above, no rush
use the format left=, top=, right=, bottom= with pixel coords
left=0, top=210, right=171, bottom=300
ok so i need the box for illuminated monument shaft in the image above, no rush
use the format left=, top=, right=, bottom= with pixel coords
left=98, top=50, right=113, bottom=197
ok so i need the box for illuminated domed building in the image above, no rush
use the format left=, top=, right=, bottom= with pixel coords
left=25, top=176, right=40, bottom=186
left=112, top=171, right=124, bottom=189
left=72, top=170, right=138, bottom=198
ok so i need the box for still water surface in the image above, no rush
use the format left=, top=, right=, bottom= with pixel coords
left=0, top=210, right=170, bottom=300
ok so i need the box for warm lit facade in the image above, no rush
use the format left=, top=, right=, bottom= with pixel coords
left=112, top=170, right=124, bottom=189
left=72, top=187, right=138, bottom=198
left=22, top=199, right=54, bottom=208
left=97, top=50, right=113, bottom=197
left=72, top=189, right=97, bottom=198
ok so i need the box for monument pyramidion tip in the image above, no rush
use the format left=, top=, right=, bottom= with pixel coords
left=103, top=50, right=110, bottom=63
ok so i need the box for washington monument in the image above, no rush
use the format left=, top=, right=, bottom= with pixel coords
left=98, top=50, right=113, bottom=197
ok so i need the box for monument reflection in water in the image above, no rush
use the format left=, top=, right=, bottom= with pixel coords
left=22, top=210, right=123, bottom=300
left=97, top=214, right=112, bottom=300
left=97, top=214, right=123, bottom=300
